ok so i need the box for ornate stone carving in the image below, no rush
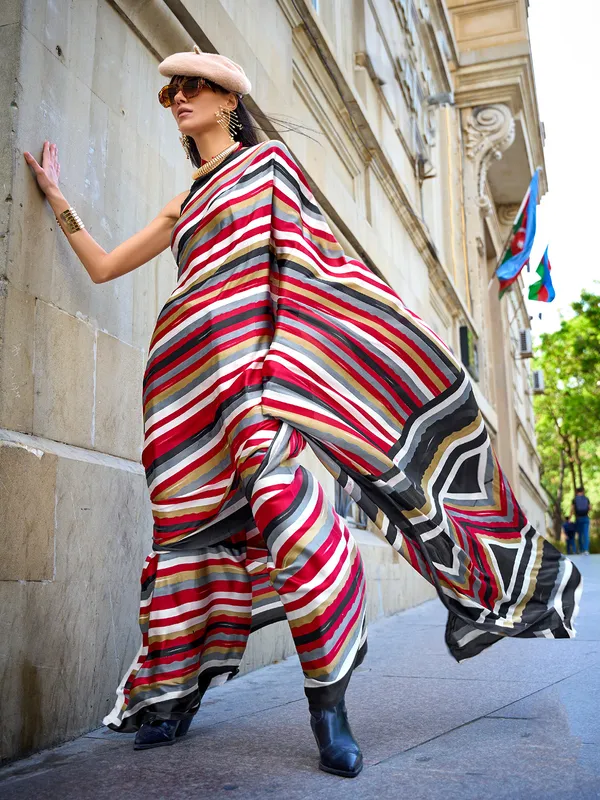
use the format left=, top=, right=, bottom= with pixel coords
left=464, top=104, right=515, bottom=216
left=497, top=203, right=521, bottom=228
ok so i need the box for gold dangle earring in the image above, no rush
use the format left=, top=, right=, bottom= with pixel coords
left=215, top=105, right=243, bottom=141
left=179, top=132, right=193, bottom=160
left=228, top=107, right=243, bottom=139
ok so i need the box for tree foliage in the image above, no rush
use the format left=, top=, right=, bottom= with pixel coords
left=534, top=289, right=600, bottom=538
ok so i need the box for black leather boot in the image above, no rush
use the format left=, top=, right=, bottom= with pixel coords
left=310, top=699, right=363, bottom=777
left=133, top=713, right=194, bottom=750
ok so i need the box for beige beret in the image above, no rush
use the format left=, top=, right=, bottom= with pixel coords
left=158, top=45, right=251, bottom=96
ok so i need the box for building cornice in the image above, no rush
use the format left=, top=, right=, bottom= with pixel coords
left=431, top=0, right=460, bottom=66
left=451, top=55, right=547, bottom=195
left=417, top=1, right=458, bottom=95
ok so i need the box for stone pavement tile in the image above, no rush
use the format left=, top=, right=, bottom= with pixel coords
left=578, top=743, right=600, bottom=780
left=0, top=697, right=331, bottom=800
left=370, top=715, right=600, bottom=799
left=2, top=557, right=598, bottom=799
left=88, top=656, right=306, bottom=741
left=310, top=764, right=599, bottom=800
left=0, top=735, right=128, bottom=786
left=373, top=598, right=447, bottom=627
left=344, top=671, right=550, bottom=764
left=86, top=662, right=548, bottom=774
left=573, top=625, right=600, bottom=642
left=0, top=670, right=545, bottom=800
left=488, top=664, right=600, bottom=744
left=363, top=613, right=599, bottom=688
left=569, top=561, right=600, bottom=641
left=2, top=671, right=548, bottom=800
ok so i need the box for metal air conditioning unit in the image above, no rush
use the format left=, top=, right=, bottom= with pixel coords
left=518, top=329, right=533, bottom=358
left=532, top=370, right=545, bottom=394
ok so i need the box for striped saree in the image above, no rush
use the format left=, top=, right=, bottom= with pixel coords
left=104, top=139, right=581, bottom=732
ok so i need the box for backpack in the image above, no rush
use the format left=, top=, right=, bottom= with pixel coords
left=574, top=495, right=590, bottom=517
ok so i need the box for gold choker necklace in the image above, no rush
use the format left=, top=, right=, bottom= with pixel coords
left=192, top=142, right=240, bottom=180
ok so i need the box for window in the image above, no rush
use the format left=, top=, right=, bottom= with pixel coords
left=334, top=482, right=368, bottom=528
left=459, top=325, right=480, bottom=382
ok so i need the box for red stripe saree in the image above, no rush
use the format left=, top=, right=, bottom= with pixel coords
left=104, top=139, right=581, bottom=731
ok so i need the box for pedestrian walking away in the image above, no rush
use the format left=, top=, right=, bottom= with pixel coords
left=24, top=46, right=583, bottom=780
left=572, top=487, right=592, bottom=555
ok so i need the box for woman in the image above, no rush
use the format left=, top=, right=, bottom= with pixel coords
left=24, top=46, right=582, bottom=779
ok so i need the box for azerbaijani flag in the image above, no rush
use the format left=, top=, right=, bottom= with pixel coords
left=496, top=168, right=540, bottom=297
left=528, top=246, right=555, bottom=302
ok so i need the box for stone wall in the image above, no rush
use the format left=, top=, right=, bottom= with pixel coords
left=0, top=0, right=185, bottom=762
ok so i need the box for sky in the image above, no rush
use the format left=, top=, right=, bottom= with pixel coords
left=525, top=0, right=599, bottom=336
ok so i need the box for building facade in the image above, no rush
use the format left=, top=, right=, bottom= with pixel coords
left=0, top=0, right=546, bottom=761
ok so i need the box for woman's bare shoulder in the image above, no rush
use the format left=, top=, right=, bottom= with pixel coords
left=162, top=190, right=191, bottom=221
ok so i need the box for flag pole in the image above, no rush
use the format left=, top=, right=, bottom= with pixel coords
left=487, top=217, right=523, bottom=292
left=487, top=189, right=529, bottom=292
left=486, top=167, right=542, bottom=292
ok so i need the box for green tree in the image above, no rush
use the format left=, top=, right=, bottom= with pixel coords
left=534, top=289, right=600, bottom=539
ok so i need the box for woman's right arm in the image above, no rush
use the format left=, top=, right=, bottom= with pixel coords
left=24, top=141, right=188, bottom=284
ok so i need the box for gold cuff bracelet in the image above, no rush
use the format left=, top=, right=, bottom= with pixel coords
left=55, top=207, right=85, bottom=235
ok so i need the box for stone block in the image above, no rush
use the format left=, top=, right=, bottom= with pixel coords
left=22, top=0, right=72, bottom=59
left=89, top=1, right=137, bottom=123
left=94, top=331, right=144, bottom=461
left=13, top=1, right=199, bottom=348
left=0, top=0, right=21, bottom=27
left=16, top=20, right=91, bottom=200
left=21, top=0, right=101, bottom=92
left=155, top=251, right=178, bottom=319
left=240, top=622, right=295, bottom=676
left=0, top=283, right=35, bottom=432
left=51, top=191, right=135, bottom=345
left=32, top=300, right=95, bottom=449
left=11, top=26, right=87, bottom=296
left=448, top=0, right=526, bottom=51
left=0, top=443, right=57, bottom=581
left=0, top=447, right=151, bottom=762
left=12, top=22, right=139, bottom=343
left=0, top=22, right=21, bottom=238
left=132, top=256, right=159, bottom=352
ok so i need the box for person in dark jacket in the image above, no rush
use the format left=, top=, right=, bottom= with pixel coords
left=571, top=488, right=592, bottom=555
left=562, top=517, right=577, bottom=555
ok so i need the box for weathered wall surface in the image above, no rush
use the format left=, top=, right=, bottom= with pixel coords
left=0, top=0, right=185, bottom=762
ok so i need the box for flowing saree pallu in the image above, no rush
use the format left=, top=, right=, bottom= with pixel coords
left=141, top=139, right=581, bottom=664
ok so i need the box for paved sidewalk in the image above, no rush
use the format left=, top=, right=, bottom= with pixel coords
left=1, top=555, right=598, bottom=800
